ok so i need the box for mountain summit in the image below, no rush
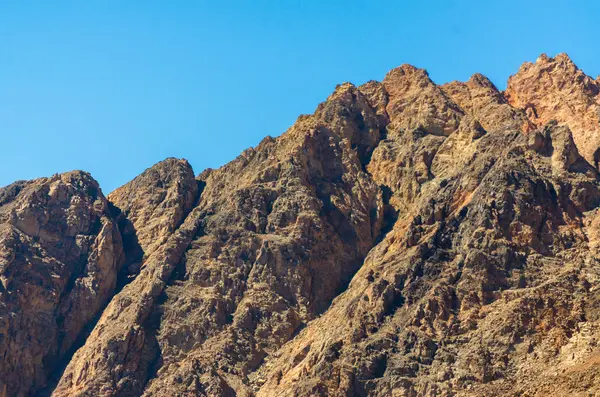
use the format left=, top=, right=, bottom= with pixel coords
left=2, top=54, right=600, bottom=397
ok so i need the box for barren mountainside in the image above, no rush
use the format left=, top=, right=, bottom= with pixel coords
left=2, top=53, right=600, bottom=396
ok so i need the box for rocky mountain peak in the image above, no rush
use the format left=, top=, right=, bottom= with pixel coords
left=468, top=72, right=496, bottom=88
left=3, top=53, right=600, bottom=397
left=108, top=157, right=199, bottom=269
left=506, top=52, right=600, bottom=166
left=383, top=64, right=464, bottom=136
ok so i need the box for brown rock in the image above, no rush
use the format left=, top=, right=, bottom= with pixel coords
left=383, top=64, right=464, bottom=136
left=52, top=83, right=385, bottom=396
left=255, top=120, right=600, bottom=397
left=0, top=172, right=124, bottom=396
left=505, top=53, right=600, bottom=167
left=108, top=158, right=199, bottom=275
left=442, top=73, right=533, bottom=133
left=4, top=53, right=600, bottom=397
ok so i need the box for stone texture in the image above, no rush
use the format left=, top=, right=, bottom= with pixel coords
left=442, top=73, right=533, bottom=133
left=254, top=116, right=600, bottom=397
left=505, top=53, right=600, bottom=167
left=107, top=158, right=199, bottom=277
left=383, top=65, right=464, bottom=137
left=4, top=53, right=600, bottom=397
left=52, top=83, right=385, bottom=397
left=0, top=172, right=124, bottom=397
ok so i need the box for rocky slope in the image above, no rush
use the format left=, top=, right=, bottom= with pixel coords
left=0, top=172, right=124, bottom=396
left=2, top=53, right=600, bottom=396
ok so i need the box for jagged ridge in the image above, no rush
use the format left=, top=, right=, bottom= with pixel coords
left=1, top=53, right=600, bottom=397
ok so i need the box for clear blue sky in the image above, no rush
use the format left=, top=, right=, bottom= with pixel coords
left=1, top=1, right=599, bottom=193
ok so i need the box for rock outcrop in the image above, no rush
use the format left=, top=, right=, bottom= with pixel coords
left=3, top=53, right=600, bottom=397
left=442, top=73, right=533, bottom=133
left=107, top=158, right=200, bottom=277
left=0, top=172, right=124, bottom=396
left=505, top=53, right=600, bottom=167
left=53, top=83, right=385, bottom=397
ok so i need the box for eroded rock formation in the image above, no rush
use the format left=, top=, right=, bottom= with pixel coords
left=0, top=172, right=124, bottom=396
left=2, top=53, right=600, bottom=396
left=505, top=53, right=600, bottom=167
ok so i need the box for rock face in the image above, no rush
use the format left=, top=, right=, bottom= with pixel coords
left=53, top=82, right=385, bottom=397
left=107, top=158, right=199, bottom=276
left=3, top=53, right=600, bottom=396
left=0, top=172, right=124, bottom=396
left=505, top=53, right=600, bottom=167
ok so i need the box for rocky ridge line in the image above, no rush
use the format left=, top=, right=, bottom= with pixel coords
left=1, top=53, right=600, bottom=396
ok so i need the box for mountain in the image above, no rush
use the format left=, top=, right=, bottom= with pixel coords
left=2, top=53, right=600, bottom=397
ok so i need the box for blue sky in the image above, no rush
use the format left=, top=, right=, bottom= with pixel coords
left=1, top=1, right=599, bottom=193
